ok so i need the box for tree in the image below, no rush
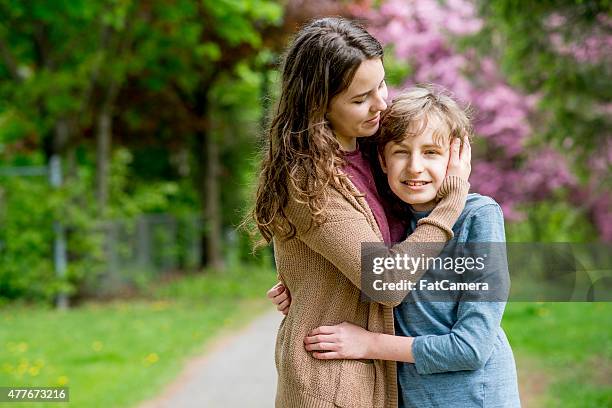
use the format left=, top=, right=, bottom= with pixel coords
left=352, top=0, right=610, bottom=241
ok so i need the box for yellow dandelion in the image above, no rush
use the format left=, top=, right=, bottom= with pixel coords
left=28, top=366, right=40, bottom=376
left=57, top=376, right=69, bottom=386
left=144, top=353, right=159, bottom=365
left=17, top=358, right=29, bottom=372
left=92, top=341, right=103, bottom=352
left=152, top=301, right=169, bottom=311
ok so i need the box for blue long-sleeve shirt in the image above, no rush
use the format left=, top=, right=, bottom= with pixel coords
left=395, top=193, right=521, bottom=407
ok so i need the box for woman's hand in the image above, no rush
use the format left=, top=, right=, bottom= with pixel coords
left=266, top=282, right=291, bottom=315
left=304, top=322, right=375, bottom=360
left=446, top=138, right=471, bottom=181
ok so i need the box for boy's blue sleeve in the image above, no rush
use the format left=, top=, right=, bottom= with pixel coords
left=412, top=203, right=508, bottom=375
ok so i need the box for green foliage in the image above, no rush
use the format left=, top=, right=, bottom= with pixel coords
left=203, top=0, right=282, bottom=47
left=505, top=200, right=597, bottom=242
left=0, top=177, right=54, bottom=300
left=382, top=46, right=413, bottom=87
left=0, top=0, right=288, bottom=302
left=0, top=171, right=103, bottom=302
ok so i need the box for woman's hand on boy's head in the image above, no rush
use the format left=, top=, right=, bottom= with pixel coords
left=304, top=322, right=373, bottom=360
left=446, top=138, right=471, bottom=181
left=267, top=282, right=291, bottom=315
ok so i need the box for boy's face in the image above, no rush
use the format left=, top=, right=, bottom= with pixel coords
left=379, top=121, right=451, bottom=212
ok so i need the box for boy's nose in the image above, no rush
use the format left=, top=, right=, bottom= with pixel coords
left=407, top=156, right=424, bottom=173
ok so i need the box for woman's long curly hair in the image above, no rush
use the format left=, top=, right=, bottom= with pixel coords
left=252, top=17, right=384, bottom=247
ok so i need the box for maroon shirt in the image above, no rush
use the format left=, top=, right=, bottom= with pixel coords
left=342, top=149, right=406, bottom=245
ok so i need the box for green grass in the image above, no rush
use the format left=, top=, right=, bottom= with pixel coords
left=503, top=302, right=612, bottom=407
left=0, top=266, right=277, bottom=408
left=2, top=270, right=609, bottom=407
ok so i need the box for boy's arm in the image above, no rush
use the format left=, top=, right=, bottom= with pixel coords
left=410, top=203, right=508, bottom=374
left=304, top=321, right=416, bottom=362
left=367, top=332, right=415, bottom=362
left=410, top=302, right=505, bottom=374
left=304, top=303, right=504, bottom=368
left=267, top=282, right=290, bottom=315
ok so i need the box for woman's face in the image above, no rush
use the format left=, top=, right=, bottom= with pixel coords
left=326, top=58, right=388, bottom=150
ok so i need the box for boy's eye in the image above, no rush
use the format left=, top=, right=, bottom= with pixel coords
left=353, top=99, right=366, bottom=104
left=425, top=150, right=439, bottom=155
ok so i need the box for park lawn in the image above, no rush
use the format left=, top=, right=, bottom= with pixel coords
left=2, top=270, right=610, bottom=408
left=0, top=266, right=277, bottom=408
left=503, top=302, right=612, bottom=407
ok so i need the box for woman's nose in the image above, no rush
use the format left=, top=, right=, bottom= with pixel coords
left=372, top=91, right=387, bottom=112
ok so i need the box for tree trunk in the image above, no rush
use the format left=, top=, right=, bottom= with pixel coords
left=96, top=80, right=118, bottom=216
left=204, top=130, right=224, bottom=270
left=96, top=105, right=112, bottom=216
left=192, top=84, right=224, bottom=271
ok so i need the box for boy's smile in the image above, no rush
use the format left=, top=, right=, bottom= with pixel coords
left=379, top=119, right=451, bottom=212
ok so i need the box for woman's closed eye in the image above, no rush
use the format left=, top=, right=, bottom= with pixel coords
left=353, top=80, right=385, bottom=104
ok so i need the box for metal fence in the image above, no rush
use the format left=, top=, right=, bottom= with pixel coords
left=93, top=213, right=202, bottom=297
left=0, top=159, right=204, bottom=305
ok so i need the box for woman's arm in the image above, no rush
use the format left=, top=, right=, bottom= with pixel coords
left=306, top=204, right=509, bottom=373
left=271, top=139, right=470, bottom=308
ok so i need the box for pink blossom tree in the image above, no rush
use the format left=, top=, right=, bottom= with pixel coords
left=351, top=0, right=610, bottom=241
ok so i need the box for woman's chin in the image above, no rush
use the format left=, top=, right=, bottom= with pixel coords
left=358, top=126, right=380, bottom=137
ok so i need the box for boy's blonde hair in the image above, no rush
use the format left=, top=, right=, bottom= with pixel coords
left=376, top=85, right=473, bottom=159
left=365, top=85, right=473, bottom=218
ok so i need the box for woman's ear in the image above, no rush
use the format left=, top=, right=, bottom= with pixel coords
left=378, top=152, right=388, bottom=174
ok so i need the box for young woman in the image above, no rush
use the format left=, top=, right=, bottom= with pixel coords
left=254, top=18, right=470, bottom=407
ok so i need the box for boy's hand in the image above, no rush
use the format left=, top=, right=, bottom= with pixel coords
left=304, top=322, right=373, bottom=360
left=266, top=282, right=291, bottom=315
left=446, top=138, right=471, bottom=181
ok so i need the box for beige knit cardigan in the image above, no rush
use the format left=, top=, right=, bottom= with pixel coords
left=273, top=175, right=469, bottom=408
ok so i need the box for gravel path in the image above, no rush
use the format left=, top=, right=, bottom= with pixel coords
left=138, top=310, right=542, bottom=407
left=138, top=310, right=283, bottom=408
